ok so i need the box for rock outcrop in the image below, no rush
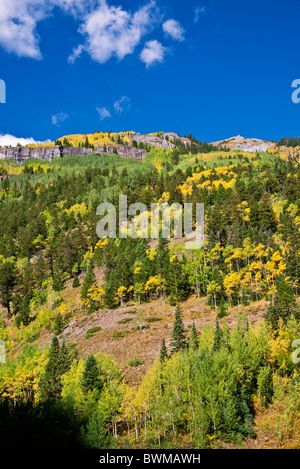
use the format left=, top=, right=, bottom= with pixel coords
left=210, top=135, right=275, bottom=153
left=132, top=134, right=175, bottom=149
left=0, top=144, right=147, bottom=163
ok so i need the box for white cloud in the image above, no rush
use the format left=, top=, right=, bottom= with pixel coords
left=67, top=44, right=85, bottom=64
left=0, top=0, right=50, bottom=59
left=69, top=0, right=161, bottom=64
left=194, top=6, right=206, bottom=23
left=162, top=19, right=185, bottom=42
left=0, top=0, right=97, bottom=59
left=0, top=0, right=183, bottom=68
left=51, top=112, right=69, bottom=126
left=140, top=40, right=166, bottom=68
left=96, top=107, right=112, bottom=120
left=0, top=134, right=50, bottom=146
left=114, top=96, right=130, bottom=114
left=53, top=0, right=95, bottom=17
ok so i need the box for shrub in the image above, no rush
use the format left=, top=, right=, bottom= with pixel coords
left=118, top=318, right=133, bottom=325
left=145, top=317, right=162, bottom=323
left=112, top=332, right=124, bottom=339
left=72, top=276, right=80, bottom=288
left=27, top=332, right=40, bottom=343
left=86, top=327, right=102, bottom=334
left=128, top=356, right=144, bottom=367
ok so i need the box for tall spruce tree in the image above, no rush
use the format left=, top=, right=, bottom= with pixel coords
left=80, top=412, right=108, bottom=449
left=265, top=275, right=299, bottom=329
left=0, top=258, right=17, bottom=318
left=39, top=336, right=63, bottom=402
left=81, top=262, right=96, bottom=300
left=59, top=338, right=73, bottom=375
left=160, top=338, right=168, bottom=362
left=170, top=305, right=188, bottom=354
left=81, top=354, right=103, bottom=394
left=212, top=317, right=223, bottom=353
left=189, top=322, right=199, bottom=351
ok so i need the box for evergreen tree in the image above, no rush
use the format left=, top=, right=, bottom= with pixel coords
left=80, top=412, right=108, bottom=449
left=189, top=322, right=199, bottom=351
left=81, top=354, right=103, bottom=394
left=54, top=312, right=64, bottom=335
left=170, top=305, right=188, bottom=354
left=217, top=297, right=228, bottom=318
left=257, top=366, right=274, bottom=408
left=72, top=276, right=80, bottom=288
left=15, top=296, right=31, bottom=327
left=0, top=259, right=17, bottom=318
left=39, top=336, right=63, bottom=402
left=212, top=317, right=223, bottom=353
left=160, top=338, right=168, bottom=362
left=58, top=338, right=73, bottom=375
left=265, top=275, right=299, bottom=329
left=81, top=262, right=96, bottom=300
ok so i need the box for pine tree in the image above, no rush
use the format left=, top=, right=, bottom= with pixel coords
left=189, top=322, right=199, bottom=351
left=81, top=354, right=103, bottom=394
left=54, top=312, right=64, bottom=335
left=265, top=275, right=299, bottom=329
left=170, top=305, right=188, bottom=354
left=160, top=338, right=168, bottom=362
left=212, top=317, right=223, bottom=353
left=39, top=336, right=63, bottom=402
left=81, top=262, right=96, bottom=300
left=80, top=412, right=108, bottom=449
left=0, top=259, right=17, bottom=318
left=15, top=296, right=31, bottom=327
left=72, top=276, right=80, bottom=288
left=58, top=338, right=73, bottom=375
left=217, top=297, right=228, bottom=318
left=257, top=366, right=273, bottom=407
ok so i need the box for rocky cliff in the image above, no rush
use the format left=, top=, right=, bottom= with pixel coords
left=210, top=135, right=275, bottom=153
left=0, top=144, right=147, bottom=163
left=132, top=134, right=175, bottom=149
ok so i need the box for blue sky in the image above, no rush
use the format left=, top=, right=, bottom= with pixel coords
left=0, top=0, right=300, bottom=145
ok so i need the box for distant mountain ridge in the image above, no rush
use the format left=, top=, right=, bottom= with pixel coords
left=210, top=135, right=276, bottom=153
left=0, top=131, right=279, bottom=164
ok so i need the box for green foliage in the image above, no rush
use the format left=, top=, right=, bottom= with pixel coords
left=79, top=412, right=108, bottom=449
left=112, top=332, right=124, bottom=339
left=81, top=263, right=96, bottom=301
left=39, top=336, right=72, bottom=402
left=189, top=322, right=199, bottom=351
left=170, top=305, right=188, bottom=354
left=117, top=318, right=133, bottom=324
left=265, top=276, right=299, bottom=329
left=217, top=298, right=228, bottom=318
left=81, top=354, right=103, bottom=394
left=128, top=356, right=144, bottom=367
left=86, top=326, right=102, bottom=334
left=160, top=338, right=168, bottom=362
left=145, top=317, right=162, bottom=323
left=72, top=276, right=80, bottom=288
left=257, top=366, right=274, bottom=407
left=54, top=312, right=65, bottom=335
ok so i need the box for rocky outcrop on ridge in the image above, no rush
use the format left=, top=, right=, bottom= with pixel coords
left=132, top=134, right=175, bottom=149
left=0, top=144, right=147, bottom=163
left=211, top=135, right=275, bottom=153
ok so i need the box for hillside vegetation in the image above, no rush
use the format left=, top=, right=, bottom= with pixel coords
left=0, top=136, right=299, bottom=449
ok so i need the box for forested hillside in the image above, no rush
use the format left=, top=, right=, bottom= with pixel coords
left=0, top=137, right=299, bottom=449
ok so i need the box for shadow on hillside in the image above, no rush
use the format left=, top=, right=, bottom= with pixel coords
left=0, top=398, right=85, bottom=449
